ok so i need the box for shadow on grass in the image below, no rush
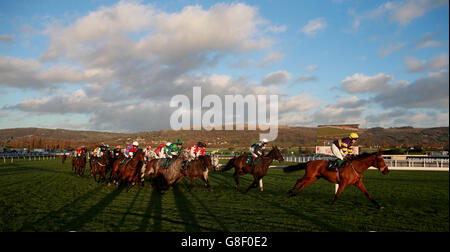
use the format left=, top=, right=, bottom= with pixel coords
left=138, top=188, right=162, bottom=232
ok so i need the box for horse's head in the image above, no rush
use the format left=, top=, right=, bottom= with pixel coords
left=211, top=155, right=220, bottom=170
left=270, top=146, right=284, bottom=163
left=134, top=149, right=146, bottom=162
left=202, top=155, right=213, bottom=171
left=180, top=149, right=192, bottom=161
left=374, top=151, right=389, bottom=175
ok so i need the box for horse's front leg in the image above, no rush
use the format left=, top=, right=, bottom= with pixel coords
left=354, top=180, right=383, bottom=209
left=259, top=178, right=264, bottom=192
left=201, top=175, right=213, bottom=191
left=233, top=170, right=240, bottom=191
left=245, top=178, right=259, bottom=193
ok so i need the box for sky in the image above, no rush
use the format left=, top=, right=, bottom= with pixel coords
left=0, top=0, right=448, bottom=133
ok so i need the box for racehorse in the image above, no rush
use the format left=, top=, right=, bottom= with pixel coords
left=92, top=150, right=113, bottom=183
left=109, top=149, right=145, bottom=190
left=72, top=152, right=87, bottom=177
left=62, top=154, right=67, bottom=164
left=178, top=155, right=214, bottom=191
left=141, top=149, right=191, bottom=192
left=222, top=146, right=284, bottom=192
left=284, top=151, right=389, bottom=209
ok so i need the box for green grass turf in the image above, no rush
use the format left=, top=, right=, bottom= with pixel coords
left=0, top=158, right=448, bottom=232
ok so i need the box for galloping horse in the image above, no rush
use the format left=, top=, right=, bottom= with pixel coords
left=73, top=152, right=87, bottom=176
left=222, top=146, right=284, bottom=192
left=142, top=149, right=191, bottom=192
left=178, top=155, right=214, bottom=191
left=284, top=151, right=389, bottom=209
left=91, top=150, right=113, bottom=183
left=109, top=149, right=145, bottom=190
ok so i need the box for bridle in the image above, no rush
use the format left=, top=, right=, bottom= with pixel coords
left=373, top=154, right=388, bottom=172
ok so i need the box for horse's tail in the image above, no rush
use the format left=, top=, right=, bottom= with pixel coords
left=283, top=162, right=308, bottom=173
left=221, top=158, right=235, bottom=172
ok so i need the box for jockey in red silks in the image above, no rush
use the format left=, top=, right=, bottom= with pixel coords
left=188, top=142, right=206, bottom=160
left=154, top=144, right=168, bottom=159
left=124, top=141, right=139, bottom=158
left=76, top=146, right=86, bottom=157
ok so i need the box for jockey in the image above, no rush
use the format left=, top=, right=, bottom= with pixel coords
left=113, top=145, right=122, bottom=158
left=250, top=139, right=268, bottom=160
left=167, top=139, right=183, bottom=158
left=331, top=133, right=359, bottom=161
left=155, top=144, right=167, bottom=159
left=124, top=141, right=139, bottom=158
left=188, top=142, right=206, bottom=159
left=143, top=145, right=153, bottom=161
left=93, top=146, right=99, bottom=157
left=76, top=146, right=84, bottom=157
left=97, top=143, right=108, bottom=157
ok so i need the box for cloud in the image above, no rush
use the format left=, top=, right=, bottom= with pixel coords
left=379, top=41, right=406, bottom=58
left=341, top=73, right=394, bottom=94
left=265, top=25, right=287, bottom=34
left=278, top=94, right=322, bottom=126
left=0, top=56, right=113, bottom=89
left=348, top=0, right=448, bottom=31
left=12, top=89, right=108, bottom=114
left=365, top=109, right=449, bottom=128
left=405, top=53, right=449, bottom=73
left=414, top=32, right=443, bottom=50
left=301, top=18, right=327, bottom=37
left=373, top=69, right=449, bottom=110
left=313, top=96, right=369, bottom=125
left=294, top=75, right=318, bottom=83
left=305, top=65, right=319, bottom=71
left=0, top=34, right=14, bottom=44
left=261, top=70, right=292, bottom=85
left=257, top=51, right=286, bottom=67
left=389, top=0, right=448, bottom=26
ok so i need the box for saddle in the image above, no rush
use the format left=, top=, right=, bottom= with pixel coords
left=326, top=159, right=347, bottom=172
left=181, top=160, right=190, bottom=170
left=246, top=156, right=260, bottom=166
left=162, top=158, right=172, bottom=169
left=119, top=158, right=131, bottom=166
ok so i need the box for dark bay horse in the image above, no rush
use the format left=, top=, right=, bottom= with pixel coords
left=109, top=149, right=145, bottom=190
left=73, top=153, right=87, bottom=177
left=91, top=151, right=113, bottom=183
left=178, top=155, right=214, bottom=191
left=222, top=146, right=284, bottom=192
left=284, top=151, right=390, bottom=209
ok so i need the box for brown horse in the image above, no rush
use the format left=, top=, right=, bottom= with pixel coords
left=92, top=150, right=113, bottom=183
left=109, top=150, right=145, bottom=190
left=178, top=155, right=214, bottom=191
left=222, top=146, right=284, bottom=192
left=73, top=153, right=87, bottom=176
left=284, top=151, right=390, bottom=209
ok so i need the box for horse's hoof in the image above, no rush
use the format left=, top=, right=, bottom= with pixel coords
left=379, top=206, right=385, bottom=210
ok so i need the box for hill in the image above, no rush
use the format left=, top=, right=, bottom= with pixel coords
left=0, top=126, right=448, bottom=152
